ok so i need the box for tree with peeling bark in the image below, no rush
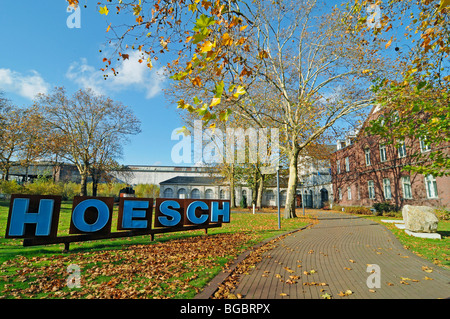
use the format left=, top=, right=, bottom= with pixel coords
left=166, top=0, right=391, bottom=218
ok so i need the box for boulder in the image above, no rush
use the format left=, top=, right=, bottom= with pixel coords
left=402, top=205, right=439, bottom=233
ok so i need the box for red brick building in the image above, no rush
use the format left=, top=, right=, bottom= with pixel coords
left=331, top=106, right=450, bottom=209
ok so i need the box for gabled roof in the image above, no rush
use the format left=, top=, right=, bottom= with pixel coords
left=159, top=176, right=224, bottom=186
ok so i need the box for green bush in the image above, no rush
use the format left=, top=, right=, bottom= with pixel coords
left=373, top=202, right=399, bottom=214
left=0, top=180, right=22, bottom=195
left=332, top=204, right=372, bottom=215
left=345, top=206, right=372, bottom=215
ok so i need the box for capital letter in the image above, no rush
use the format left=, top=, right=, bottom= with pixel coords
left=158, top=200, right=182, bottom=227
left=186, top=201, right=209, bottom=224
left=122, top=200, right=149, bottom=229
left=72, top=199, right=110, bottom=232
left=211, top=201, right=230, bottom=223
left=8, top=198, right=54, bottom=237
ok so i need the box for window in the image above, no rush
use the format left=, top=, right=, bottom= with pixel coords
left=368, top=180, right=375, bottom=200
left=338, top=188, right=342, bottom=201
left=398, top=141, right=406, bottom=158
left=379, top=144, right=387, bottom=162
left=383, top=178, right=392, bottom=200
left=337, top=160, right=341, bottom=174
left=177, top=188, right=186, bottom=199
left=266, top=190, right=275, bottom=202
left=425, top=174, right=438, bottom=199
left=191, top=188, right=200, bottom=199
left=420, top=138, right=431, bottom=153
left=345, top=157, right=350, bottom=172
left=205, top=189, right=214, bottom=199
left=402, top=176, right=412, bottom=199
left=365, top=148, right=371, bottom=166
left=220, top=189, right=226, bottom=199
left=163, top=188, right=174, bottom=198
left=347, top=187, right=352, bottom=200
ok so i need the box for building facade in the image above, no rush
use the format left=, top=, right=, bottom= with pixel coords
left=331, top=107, right=450, bottom=209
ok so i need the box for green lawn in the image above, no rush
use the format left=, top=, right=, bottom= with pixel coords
left=0, top=200, right=312, bottom=299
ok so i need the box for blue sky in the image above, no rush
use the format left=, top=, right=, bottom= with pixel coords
left=0, top=1, right=185, bottom=166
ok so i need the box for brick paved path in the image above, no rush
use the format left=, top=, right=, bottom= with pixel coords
left=230, top=211, right=450, bottom=299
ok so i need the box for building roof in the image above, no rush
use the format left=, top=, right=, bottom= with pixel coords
left=159, top=176, right=224, bottom=186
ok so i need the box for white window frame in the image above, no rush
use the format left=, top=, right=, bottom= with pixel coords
left=401, top=176, right=413, bottom=199
left=368, top=180, right=375, bottom=200
left=345, top=157, right=350, bottom=172
left=420, top=138, right=431, bottom=153
left=365, top=148, right=371, bottom=166
left=379, top=144, right=387, bottom=162
left=383, top=178, right=392, bottom=200
left=338, top=188, right=342, bottom=200
left=424, top=174, right=438, bottom=199
left=398, top=141, right=406, bottom=158
left=337, top=160, right=341, bottom=174
left=347, top=186, right=352, bottom=200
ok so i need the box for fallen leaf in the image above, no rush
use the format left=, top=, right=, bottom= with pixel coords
left=344, top=267, right=352, bottom=271
left=321, top=293, right=332, bottom=299
left=349, top=259, right=356, bottom=263
left=369, top=289, right=376, bottom=293
left=422, top=266, right=433, bottom=273
left=424, top=276, right=433, bottom=280
left=280, top=292, right=288, bottom=296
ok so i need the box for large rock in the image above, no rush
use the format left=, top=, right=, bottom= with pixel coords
left=402, top=205, right=439, bottom=233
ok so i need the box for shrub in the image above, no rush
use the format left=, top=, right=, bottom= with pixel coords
left=434, top=207, right=450, bottom=221
left=0, top=180, right=22, bottom=196
left=373, top=202, right=399, bottom=214
left=345, top=206, right=372, bottom=215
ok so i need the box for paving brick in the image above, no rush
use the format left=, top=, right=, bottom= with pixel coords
left=226, top=211, right=450, bottom=299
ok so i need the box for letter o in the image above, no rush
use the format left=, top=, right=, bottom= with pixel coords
left=72, top=199, right=110, bottom=232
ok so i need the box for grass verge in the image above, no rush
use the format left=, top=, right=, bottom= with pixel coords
left=0, top=201, right=313, bottom=299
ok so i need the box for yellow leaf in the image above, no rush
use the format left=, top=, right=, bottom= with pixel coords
left=210, top=97, right=221, bottom=107
left=99, top=5, right=109, bottom=15
left=200, top=41, right=214, bottom=53
left=385, top=38, right=392, bottom=49
left=439, top=0, right=450, bottom=10
left=192, top=77, right=202, bottom=87
left=222, top=33, right=233, bottom=46
left=106, top=23, right=111, bottom=32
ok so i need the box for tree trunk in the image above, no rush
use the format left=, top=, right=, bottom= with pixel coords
left=251, top=168, right=258, bottom=205
left=284, top=146, right=300, bottom=219
left=229, top=164, right=235, bottom=208
left=256, top=174, right=264, bottom=208
left=80, top=172, right=88, bottom=196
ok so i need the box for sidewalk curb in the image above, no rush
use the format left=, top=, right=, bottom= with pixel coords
left=194, top=224, right=313, bottom=299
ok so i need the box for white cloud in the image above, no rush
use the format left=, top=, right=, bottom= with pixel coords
left=66, top=52, right=165, bottom=99
left=0, top=68, right=50, bottom=100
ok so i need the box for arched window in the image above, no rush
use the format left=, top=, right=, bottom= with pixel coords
left=163, top=188, right=174, bottom=198
left=205, top=189, right=214, bottom=199
left=177, top=188, right=186, bottom=199
left=191, top=188, right=200, bottom=199
left=219, top=189, right=226, bottom=199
